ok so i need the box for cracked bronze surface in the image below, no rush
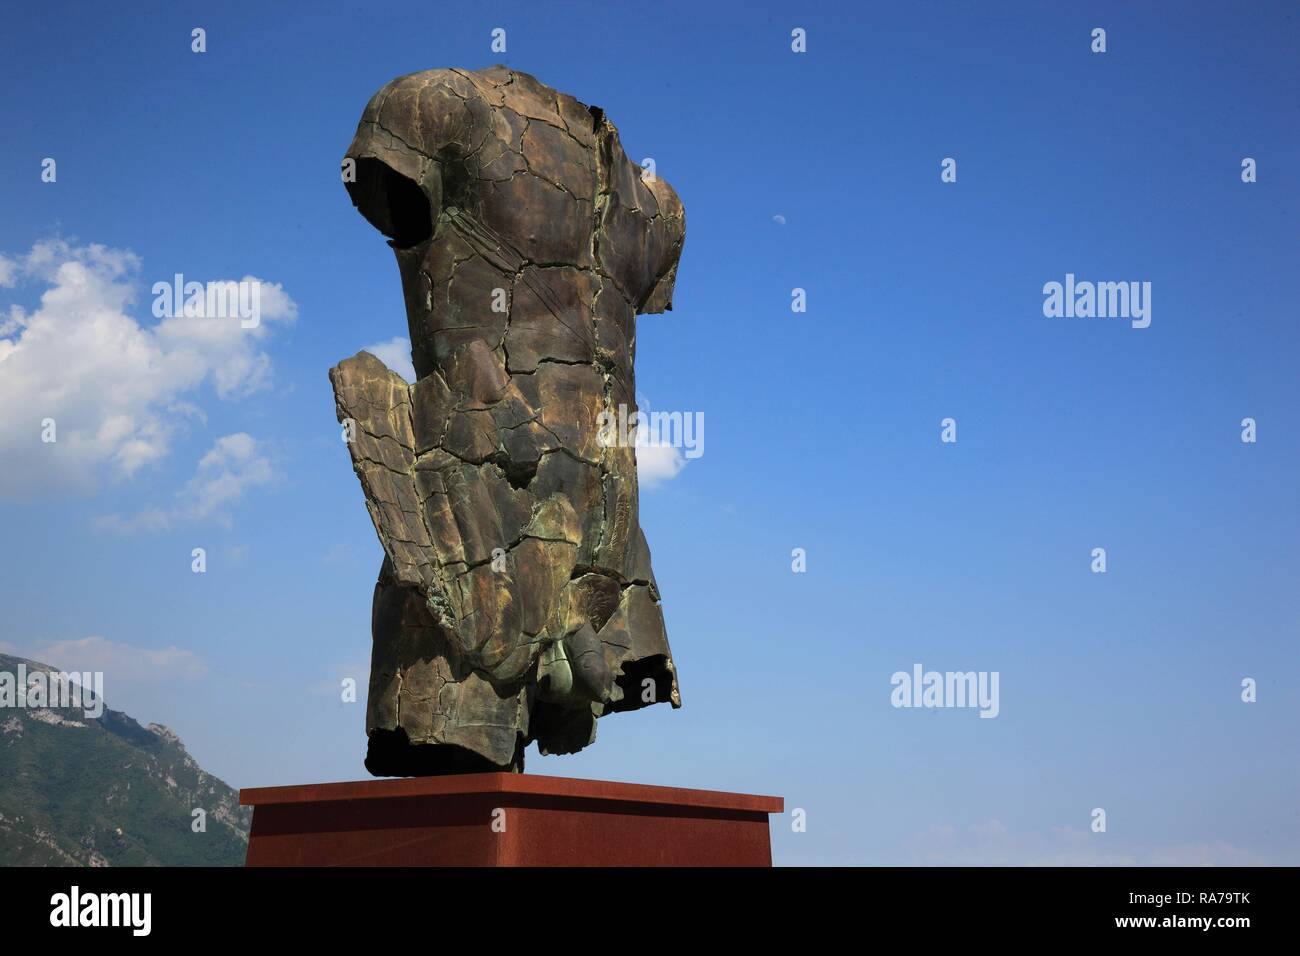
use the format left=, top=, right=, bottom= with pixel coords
left=331, top=66, right=684, bottom=775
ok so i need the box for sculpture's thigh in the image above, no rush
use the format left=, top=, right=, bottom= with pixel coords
left=366, top=558, right=527, bottom=773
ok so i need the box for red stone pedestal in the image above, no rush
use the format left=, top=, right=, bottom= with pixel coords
left=239, top=772, right=782, bottom=867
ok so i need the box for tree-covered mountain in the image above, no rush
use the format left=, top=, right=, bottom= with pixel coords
left=0, top=653, right=250, bottom=866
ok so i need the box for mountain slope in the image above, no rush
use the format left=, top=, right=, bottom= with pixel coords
left=0, top=653, right=250, bottom=866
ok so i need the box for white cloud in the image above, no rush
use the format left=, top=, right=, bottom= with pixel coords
left=635, top=442, right=687, bottom=487
left=154, top=277, right=297, bottom=398
left=362, top=336, right=416, bottom=383
left=2, top=635, right=208, bottom=682
left=187, top=433, right=275, bottom=519
left=0, top=239, right=296, bottom=497
left=631, top=390, right=693, bottom=488
left=95, top=432, right=275, bottom=532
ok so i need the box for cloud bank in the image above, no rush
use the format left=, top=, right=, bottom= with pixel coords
left=0, top=240, right=296, bottom=498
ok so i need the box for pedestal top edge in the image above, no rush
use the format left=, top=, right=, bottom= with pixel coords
left=239, top=772, right=783, bottom=813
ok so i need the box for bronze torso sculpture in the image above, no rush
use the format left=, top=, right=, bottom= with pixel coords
left=331, top=66, right=685, bottom=774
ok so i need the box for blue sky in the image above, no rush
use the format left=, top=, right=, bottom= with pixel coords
left=1, top=0, right=1297, bottom=865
